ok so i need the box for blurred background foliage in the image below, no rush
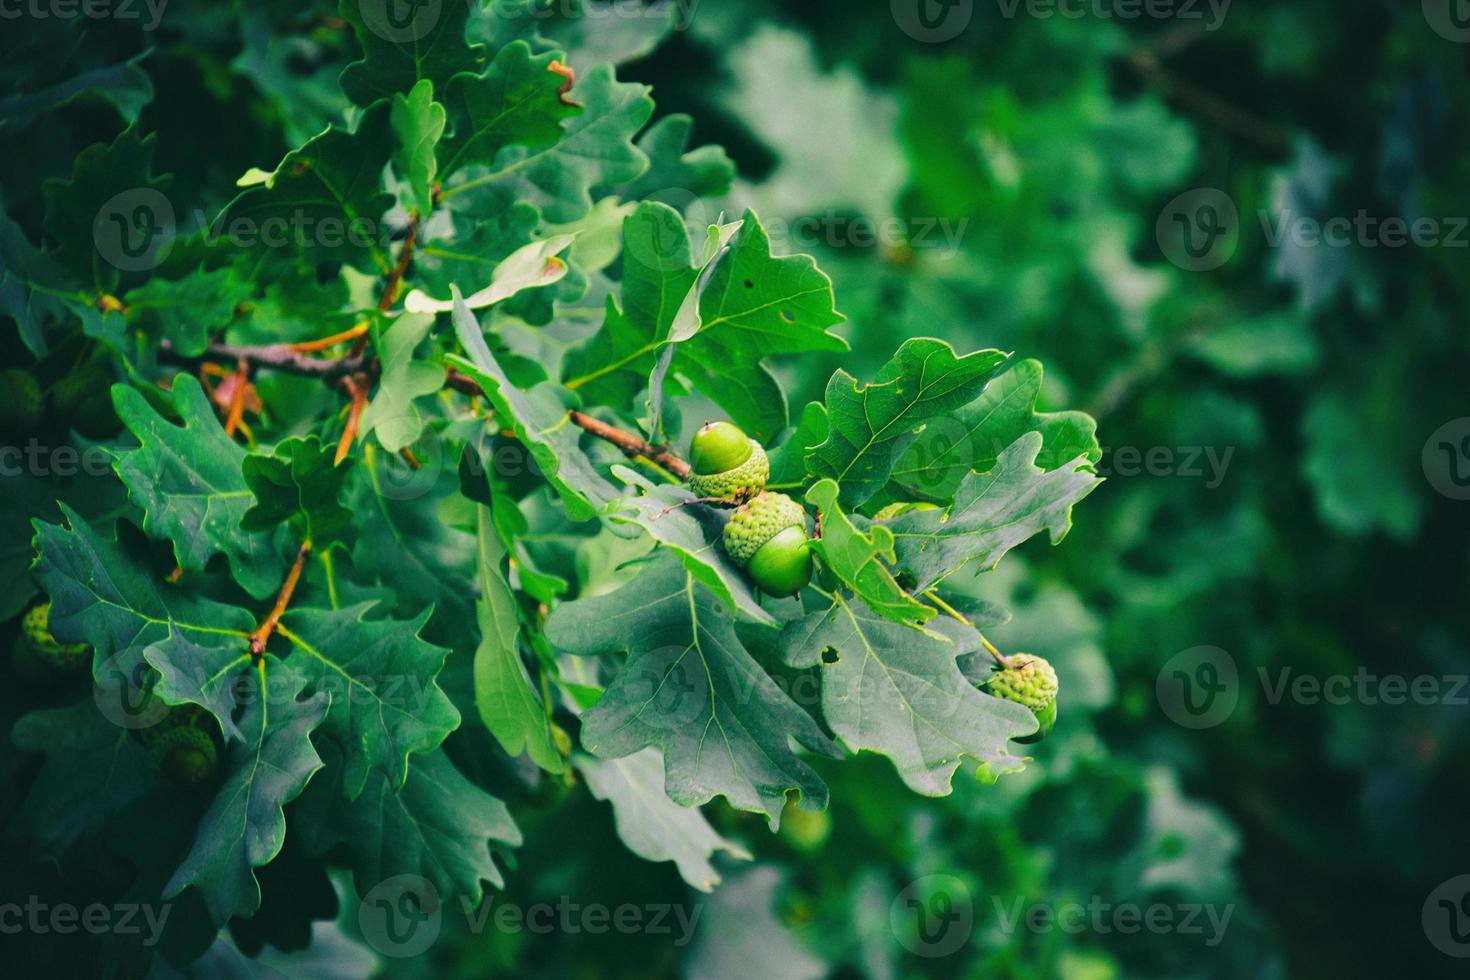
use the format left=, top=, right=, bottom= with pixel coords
left=3, top=1, right=1467, bottom=977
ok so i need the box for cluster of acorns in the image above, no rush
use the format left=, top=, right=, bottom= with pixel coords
left=687, top=421, right=814, bottom=598
left=11, top=601, right=219, bottom=785
left=687, top=421, right=1060, bottom=742
left=0, top=357, right=121, bottom=442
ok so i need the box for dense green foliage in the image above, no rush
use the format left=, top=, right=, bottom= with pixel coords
left=1, top=2, right=1466, bottom=978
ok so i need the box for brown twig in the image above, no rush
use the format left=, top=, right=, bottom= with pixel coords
left=288, top=320, right=370, bottom=353
left=250, top=541, right=311, bottom=658
left=162, top=340, right=368, bottom=381
left=335, top=373, right=370, bottom=465
left=223, top=359, right=249, bottom=437
left=568, top=409, right=691, bottom=479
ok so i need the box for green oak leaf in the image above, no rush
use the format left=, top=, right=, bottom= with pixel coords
left=243, top=436, right=354, bottom=549
left=884, top=432, right=1102, bottom=592
left=32, top=505, right=256, bottom=682
left=390, top=79, right=446, bottom=215
left=1, top=465, right=125, bottom=622
left=164, top=655, right=328, bottom=924
left=775, top=597, right=1035, bottom=794
left=768, top=401, right=829, bottom=488
left=615, top=113, right=737, bottom=203
left=123, top=266, right=254, bottom=357
left=803, top=479, right=935, bottom=631
left=42, top=126, right=170, bottom=291
left=296, top=742, right=521, bottom=905
left=881, top=358, right=1101, bottom=505
left=217, top=100, right=395, bottom=272
left=10, top=699, right=154, bottom=858
left=437, top=40, right=576, bottom=182
left=805, top=339, right=1008, bottom=507
left=442, top=64, right=652, bottom=223
left=112, top=374, right=288, bottom=599
left=576, top=748, right=751, bottom=893
left=357, top=311, right=445, bottom=452
left=544, top=552, right=837, bottom=826
left=473, top=505, right=564, bottom=773
left=446, top=287, right=620, bottom=522
left=338, top=0, right=484, bottom=107
left=605, top=465, right=778, bottom=627
left=0, top=198, right=73, bottom=355
left=275, top=602, right=460, bottom=801
left=0, top=52, right=154, bottom=128
left=565, top=205, right=847, bottom=439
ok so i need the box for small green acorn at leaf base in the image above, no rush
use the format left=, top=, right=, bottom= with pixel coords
left=746, top=525, right=813, bottom=598
left=688, top=421, right=769, bottom=502
left=982, top=653, right=1059, bottom=744
left=19, top=601, right=90, bottom=677
left=149, top=725, right=219, bottom=787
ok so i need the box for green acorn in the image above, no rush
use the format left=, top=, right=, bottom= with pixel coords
left=722, top=492, right=813, bottom=597
left=18, top=601, right=89, bottom=677
left=688, top=421, right=769, bottom=502
left=0, top=368, right=43, bottom=438
left=138, top=702, right=214, bottom=748
left=149, top=725, right=219, bottom=787
left=983, top=654, right=1058, bottom=744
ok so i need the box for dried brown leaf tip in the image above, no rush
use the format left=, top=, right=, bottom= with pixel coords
left=548, top=60, right=581, bottom=106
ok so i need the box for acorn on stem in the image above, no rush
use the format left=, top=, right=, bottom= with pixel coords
left=982, top=654, right=1058, bottom=744
left=722, top=491, right=814, bottom=598
left=688, top=421, right=768, bottom=502
left=149, top=724, right=219, bottom=787
left=11, top=601, right=90, bottom=682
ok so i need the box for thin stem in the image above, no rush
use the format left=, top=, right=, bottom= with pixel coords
left=926, top=590, right=1013, bottom=669
left=250, top=540, right=312, bottom=658
left=223, top=359, right=249, bottom=437
left=335, top=373, right=370, bottom=465
left=568, top=409, right=691, bottom=480
left=288, top=320, right=370, bottom=353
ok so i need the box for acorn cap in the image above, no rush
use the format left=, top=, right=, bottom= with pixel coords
left=149, top=725, right=219, bottom=787
left=984, top=654, right=1059, bottom=712
left=722, top=491, right=807, bottom=566
left=689, top=441, right=769, bottom=501
left=20, top=601, right=89, bottom=676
